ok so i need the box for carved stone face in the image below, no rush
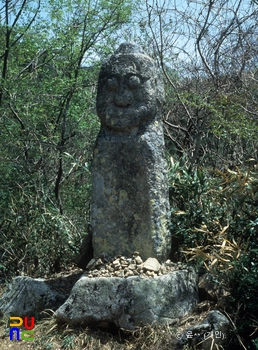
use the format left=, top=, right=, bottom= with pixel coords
left=96, top=46, right=164, bottom=131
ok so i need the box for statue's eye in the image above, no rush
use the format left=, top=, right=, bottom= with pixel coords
left=128, top=75, right=141, bottom=90
left=106, top=77, right=118, bottom=91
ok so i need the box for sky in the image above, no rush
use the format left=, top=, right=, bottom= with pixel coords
left=1, top=0, right=257, bottom=72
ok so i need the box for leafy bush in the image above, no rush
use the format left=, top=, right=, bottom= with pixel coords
left=168, top=158, right=257, bottom=259
left=168, top=158, right=258, bottom=348
left=0, top=160, right=91, bottom=280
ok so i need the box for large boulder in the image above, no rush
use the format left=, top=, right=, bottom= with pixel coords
left=54, top=267, right=198, bottom=330
left=0, top=276, right=66, bottom=317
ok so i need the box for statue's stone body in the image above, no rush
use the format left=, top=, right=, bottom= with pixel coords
left=91, top=43, right=171, bottom=261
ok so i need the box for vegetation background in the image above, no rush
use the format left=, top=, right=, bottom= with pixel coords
left=0, top=0, right=258, bottom=349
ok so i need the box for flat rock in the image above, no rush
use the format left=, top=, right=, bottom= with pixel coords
left=54, top=268, right=198, bottom=330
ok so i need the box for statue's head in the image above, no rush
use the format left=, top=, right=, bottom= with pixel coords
left=96, top=42, right=165, bottom=131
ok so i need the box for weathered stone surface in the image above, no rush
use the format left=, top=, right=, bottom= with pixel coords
left=179, top=310, right=231, bottom=350
left=54, top=268, right=198, bottom=330
left=91, top=42, right=171, bottom=261
left=0, top=276, right=66, bottom=317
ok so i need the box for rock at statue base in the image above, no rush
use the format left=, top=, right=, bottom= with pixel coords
left=91, top=42, right=171, bottom=261
left=0, top=276, right=66, bottom=318
left=54, top=267, right=198, bottom=330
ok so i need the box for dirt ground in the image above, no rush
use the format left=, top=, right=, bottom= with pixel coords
left=0, top=303, right=215, bottom=350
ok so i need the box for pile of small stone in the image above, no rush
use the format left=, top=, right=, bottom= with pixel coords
left=82, top=253, right=186, bottom=278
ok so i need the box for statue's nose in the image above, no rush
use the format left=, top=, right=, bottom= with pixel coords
left=114, top=89, right=133, bottom=107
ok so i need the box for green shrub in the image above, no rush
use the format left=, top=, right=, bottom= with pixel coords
left=168, top=158, right=258, bottom=348
left=0, top=177, right=88, bottom=280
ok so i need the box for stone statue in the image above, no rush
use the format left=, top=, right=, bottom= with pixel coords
left=96, top=42, right=164, bottom=132
left=91, top=42, right=171, bottom=261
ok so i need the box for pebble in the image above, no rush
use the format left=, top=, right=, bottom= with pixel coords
left=125, top=270, right=134, bottom=277
left=135, top=256, right=143, bottom=264
left=95, top=258, right=103, bottom=266
left=86, top=258, right=96, bottom=269
left=83, top=254, right=184, bottom=279
left=142, top=257, right=161, bottom=272
left=128, top=264, right=137, bottom=270
left=112, top=259, right=120, bottom=266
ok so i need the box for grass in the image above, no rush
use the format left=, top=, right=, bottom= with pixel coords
left=0, top=309, right=214, bottom=350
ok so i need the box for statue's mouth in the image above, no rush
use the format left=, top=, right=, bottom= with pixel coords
left=113, top=101, right=132, bottom=108
left=110, top=102, right=147, bottom=111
